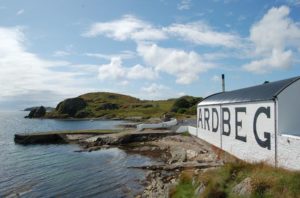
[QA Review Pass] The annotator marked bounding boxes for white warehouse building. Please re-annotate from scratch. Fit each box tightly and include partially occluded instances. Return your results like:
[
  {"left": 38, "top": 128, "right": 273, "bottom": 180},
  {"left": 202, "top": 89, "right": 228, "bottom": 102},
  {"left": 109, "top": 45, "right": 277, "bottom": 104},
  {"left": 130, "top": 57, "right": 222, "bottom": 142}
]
[{"left": 196, "top": 76, "right": 300, "bottom": 170}]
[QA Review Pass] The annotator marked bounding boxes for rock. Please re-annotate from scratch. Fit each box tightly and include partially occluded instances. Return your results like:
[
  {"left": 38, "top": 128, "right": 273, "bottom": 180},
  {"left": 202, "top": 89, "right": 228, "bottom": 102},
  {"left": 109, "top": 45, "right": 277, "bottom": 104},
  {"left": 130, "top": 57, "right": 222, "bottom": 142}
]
[
  {"left": 195, "top": 183, "right": 206, "bottom": 197},
  {"left": 56, "top": 97, "right": 87, "bottom": 117},
  {"left": 186, "top": 149, "right": 198, "bottom": 160},
  {"left": 25, "top": 106, "right": 46, "bottom": 118},
  {"left": 194, "top": 169, "right": 201, "bottom": 175},
  {"left": 232, "top": 177, "right": 253, "bottom": 197},
  {"left": 168, "top": 146, "right": 186, "bottom": 164}
]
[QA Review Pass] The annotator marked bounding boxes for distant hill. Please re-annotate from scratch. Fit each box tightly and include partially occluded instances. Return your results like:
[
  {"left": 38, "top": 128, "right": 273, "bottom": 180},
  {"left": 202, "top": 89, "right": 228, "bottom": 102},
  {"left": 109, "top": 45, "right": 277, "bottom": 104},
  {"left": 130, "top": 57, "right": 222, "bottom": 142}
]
[{"left": 45, "top": 92, "right": 202, "bottom": 120}]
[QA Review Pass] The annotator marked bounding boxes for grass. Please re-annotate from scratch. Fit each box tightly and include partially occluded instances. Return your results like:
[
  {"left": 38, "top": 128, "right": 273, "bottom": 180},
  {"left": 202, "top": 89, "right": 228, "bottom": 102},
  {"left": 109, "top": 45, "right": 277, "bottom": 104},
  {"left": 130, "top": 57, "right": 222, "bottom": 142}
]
[
  {"left": 47, "top": 92, "right": 200, "bottom": 119},
  {"left": 180, "top": 131, "right": 191, "bottom": 136},
  {"left": 170, "top": 170, "right": 198, "bottom": 198},
  {"left": 171, "top": 161, "right": 300, "bottom": 198}
]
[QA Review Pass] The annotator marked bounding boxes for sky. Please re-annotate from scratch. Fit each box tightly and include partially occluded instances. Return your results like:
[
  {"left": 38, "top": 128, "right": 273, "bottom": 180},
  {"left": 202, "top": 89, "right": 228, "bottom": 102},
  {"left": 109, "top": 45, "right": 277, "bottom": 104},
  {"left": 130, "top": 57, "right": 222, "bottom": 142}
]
[{"left": 0, "top": 0, "right": 300, "bottom": 110}]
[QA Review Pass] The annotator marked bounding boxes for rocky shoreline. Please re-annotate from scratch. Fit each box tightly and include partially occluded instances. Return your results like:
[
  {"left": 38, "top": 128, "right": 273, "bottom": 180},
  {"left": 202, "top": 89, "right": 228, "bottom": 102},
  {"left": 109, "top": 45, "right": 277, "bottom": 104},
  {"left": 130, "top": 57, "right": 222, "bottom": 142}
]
[
  {"left": 121, "top": 134, "right": 222, "bottom": 197},
  {"left": 14, "top": 128, "right": 224, "bottom": 197}
]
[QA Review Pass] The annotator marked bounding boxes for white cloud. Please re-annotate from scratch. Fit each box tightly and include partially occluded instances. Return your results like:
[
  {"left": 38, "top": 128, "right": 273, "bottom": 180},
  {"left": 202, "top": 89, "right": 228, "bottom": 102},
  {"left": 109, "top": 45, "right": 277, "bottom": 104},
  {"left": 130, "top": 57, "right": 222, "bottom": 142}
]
[
  {"left": 139, "top": 83, "right": 185, "bottom": 100},
  {"left": 98, "top": 57, "right": 157, "bottom": 81},
  {"left": 243, "top": 49, "right": 292, "bottom": 73},
  {"left": 83, "top": 15, "right": 167, "bottom": 41},
  {"left": 53, "top": 50, "right": 71, "bottom": 57},
  {"left": 140, "top": 83, "right": 171, "bottom": 99},
  {"left": 127, "top": 64, "right": 157, "bottom": 80},
  {"left": 211, "top": 75, "right": 221, "bottom": 82},
  {"left": 178, "top": 92, "right": 186, "bottom": 97},
  {"left": 243, "top": 6, "right": 300, "bottom": 73},
  {"left": 0, "top": 26, "right": 93, "bottom": 104},
  {"left": 83, "top": 15, "right": 242, "bottom": 48},
  {"left": 86, "top": 50, "right": 135, "bottom": 60},
  {"left": 141, "top": 83, "right": 169, "bottom": 94},
  {"left": 137, "top": 43, "right": 214, "bottom": 84},
  {"left": 165, "top": 22, "right": 241, "bottom": 48},
  {"left": 285, "top": 0, "right": 300, "bottom": 6},
  {"left": 16, "top": 9, "right": 24, "bottom": 15},
  {"left": 177, "top": 0, "right": 191, "bottom": 10}
]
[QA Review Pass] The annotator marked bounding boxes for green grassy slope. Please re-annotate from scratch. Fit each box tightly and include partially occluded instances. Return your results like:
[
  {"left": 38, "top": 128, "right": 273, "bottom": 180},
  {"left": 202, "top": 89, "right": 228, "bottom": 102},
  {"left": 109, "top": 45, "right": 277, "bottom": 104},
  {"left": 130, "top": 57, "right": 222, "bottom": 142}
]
[{"left": 46, "top": 92, "right": 202, "bottom": 119}]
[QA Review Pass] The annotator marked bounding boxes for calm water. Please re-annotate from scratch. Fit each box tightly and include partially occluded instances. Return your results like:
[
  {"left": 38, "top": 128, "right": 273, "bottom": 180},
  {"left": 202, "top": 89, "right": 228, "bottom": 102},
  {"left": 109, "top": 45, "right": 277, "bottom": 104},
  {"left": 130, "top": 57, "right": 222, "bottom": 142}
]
[{"left": 0, "top": 111, "right": 153, "bottom": 198}]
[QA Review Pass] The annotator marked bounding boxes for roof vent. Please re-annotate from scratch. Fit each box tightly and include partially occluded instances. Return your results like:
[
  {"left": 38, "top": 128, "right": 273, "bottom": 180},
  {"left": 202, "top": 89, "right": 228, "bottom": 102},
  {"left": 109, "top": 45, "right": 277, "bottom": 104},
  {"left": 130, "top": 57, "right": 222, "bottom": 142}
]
[{"left": 222, "top": 74, "right": 225, "bottom": 92}]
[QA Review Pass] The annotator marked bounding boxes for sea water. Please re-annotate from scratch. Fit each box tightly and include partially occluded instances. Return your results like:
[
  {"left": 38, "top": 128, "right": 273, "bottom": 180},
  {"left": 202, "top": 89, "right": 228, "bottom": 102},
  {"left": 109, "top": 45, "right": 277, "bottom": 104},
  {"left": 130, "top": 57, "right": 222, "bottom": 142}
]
[{"left": 0, "top": 111, "right": 152, "bottom": 198}]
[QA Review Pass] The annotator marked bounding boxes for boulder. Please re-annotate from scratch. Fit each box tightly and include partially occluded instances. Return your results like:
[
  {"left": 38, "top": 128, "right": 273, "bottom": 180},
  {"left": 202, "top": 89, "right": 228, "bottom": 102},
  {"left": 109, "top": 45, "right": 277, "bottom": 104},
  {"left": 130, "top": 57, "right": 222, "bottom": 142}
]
[
  {"left": 25, "top": 106, "right": 46, "bottom": 118},
  {"left": 56, "top": 97, "right": 87, "bottom": 117},
  {"left": 232, "top": 177, "right": 253, "bottom": 197},
  {"left": 186, "top": 149, "right": 198, "bottom": 160},
  {"left": 168, "top": 146, "right": 187, "bottom": 164}
]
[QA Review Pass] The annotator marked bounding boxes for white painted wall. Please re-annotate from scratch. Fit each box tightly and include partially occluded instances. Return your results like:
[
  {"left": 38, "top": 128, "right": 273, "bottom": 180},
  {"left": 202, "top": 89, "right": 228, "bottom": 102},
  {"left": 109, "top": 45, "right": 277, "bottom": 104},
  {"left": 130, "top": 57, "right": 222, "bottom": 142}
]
[
  {"left": 277, "top": 79, "right": 300, "bottom": 136},
  {"left": 197, "top": 101, "right": 276, "bottom": 165},
  {"left": 221, "top": 102, "right": 275, "bottom": 164},
  {"left": 197, "top": 105, "right": 221, "bottom": 147},
  {"left": 277, "top": 135, "right": 300, "bottom": 170}
]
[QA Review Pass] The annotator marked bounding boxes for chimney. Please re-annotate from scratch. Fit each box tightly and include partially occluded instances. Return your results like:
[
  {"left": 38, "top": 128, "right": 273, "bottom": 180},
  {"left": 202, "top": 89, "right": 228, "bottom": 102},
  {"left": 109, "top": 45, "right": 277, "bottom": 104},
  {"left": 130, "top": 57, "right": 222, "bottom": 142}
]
[{"left": 222, "top": 74, "right": 225, "bottom": 92}]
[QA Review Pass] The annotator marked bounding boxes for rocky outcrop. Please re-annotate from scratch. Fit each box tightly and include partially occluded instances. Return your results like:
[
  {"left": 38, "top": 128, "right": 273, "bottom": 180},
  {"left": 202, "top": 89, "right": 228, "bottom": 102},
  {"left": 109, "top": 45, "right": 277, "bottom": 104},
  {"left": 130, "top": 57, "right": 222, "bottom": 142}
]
[
  {"left": 25, "top": 106, "right": 46, "bottom": 118},
  {"left": 56, "top": 97, "right": 87, "bottom": 117},
  {"left": 14, "top": 133, "right": 67, "bottom": 144},
  {"left": 82, "top": 131, "right": 178, "bottom": 149},
  {"left": 232, "top": 177, "right": 253, "bottom": 197}
]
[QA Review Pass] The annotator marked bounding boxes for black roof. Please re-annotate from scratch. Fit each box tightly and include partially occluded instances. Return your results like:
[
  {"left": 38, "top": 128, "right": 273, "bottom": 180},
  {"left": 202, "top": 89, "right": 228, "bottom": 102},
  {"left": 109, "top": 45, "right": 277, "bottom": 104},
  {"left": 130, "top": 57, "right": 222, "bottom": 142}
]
[{"left": 199, "top": 76, "right": 300, "bottom": 106}]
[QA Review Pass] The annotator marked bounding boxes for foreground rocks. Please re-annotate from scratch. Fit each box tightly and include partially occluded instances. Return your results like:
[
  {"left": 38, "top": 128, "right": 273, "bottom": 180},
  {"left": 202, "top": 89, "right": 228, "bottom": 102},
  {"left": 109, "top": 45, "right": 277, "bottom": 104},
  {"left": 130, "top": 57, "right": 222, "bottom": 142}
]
[
  {"left": 74, "top": 131, "right": 221, "bottom": 197},
  {"left": 123, "top": 134, "right": 221, "bottom": 197}
]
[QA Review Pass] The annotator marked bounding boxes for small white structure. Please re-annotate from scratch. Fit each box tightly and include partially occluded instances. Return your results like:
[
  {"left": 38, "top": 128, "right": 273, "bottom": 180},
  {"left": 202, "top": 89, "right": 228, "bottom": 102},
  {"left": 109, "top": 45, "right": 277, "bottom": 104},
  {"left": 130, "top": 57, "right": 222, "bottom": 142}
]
[
  {"left": 137, "top": 119, "right": 177, "bottom": 131},
  {"left": 196, "top": 76, "right": 300, "bottom": 170}
]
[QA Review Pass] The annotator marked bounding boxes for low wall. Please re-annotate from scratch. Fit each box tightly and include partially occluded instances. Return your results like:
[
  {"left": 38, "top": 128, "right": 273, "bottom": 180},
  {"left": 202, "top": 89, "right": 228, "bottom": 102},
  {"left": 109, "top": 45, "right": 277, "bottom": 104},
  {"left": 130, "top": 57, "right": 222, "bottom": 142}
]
[
  {"left": 137, "top": 119, "right": 178, "bottom": 131},
  {"left": 188, "top": 126, "right": 197, "bottom": 136}
]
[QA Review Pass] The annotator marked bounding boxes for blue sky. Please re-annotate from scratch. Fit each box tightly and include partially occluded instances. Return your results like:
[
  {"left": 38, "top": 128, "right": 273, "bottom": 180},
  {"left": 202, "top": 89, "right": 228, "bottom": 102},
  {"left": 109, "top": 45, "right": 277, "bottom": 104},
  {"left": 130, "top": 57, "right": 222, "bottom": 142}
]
[{"left": 0, "top": 0, "right": 300, "bottom": 109}]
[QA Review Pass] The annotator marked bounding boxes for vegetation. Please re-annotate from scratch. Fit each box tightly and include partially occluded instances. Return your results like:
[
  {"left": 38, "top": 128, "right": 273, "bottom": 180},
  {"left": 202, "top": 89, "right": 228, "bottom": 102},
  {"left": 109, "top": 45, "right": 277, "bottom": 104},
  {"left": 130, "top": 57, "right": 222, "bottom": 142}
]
[
  {"left": 171, "top": 161, "right": 300, "bottom": 198},
  {"left": 46, "top": 92, "right": 202, "bottom": 119},
  {"left": 170, "top": 170, "right": 197, "bottom": 198},
  {"left": 180, "top": 131, "right": 191, "bottom": 137},
  {"left": 171, "top": 96, "right": 202, "bottom": 115}
]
